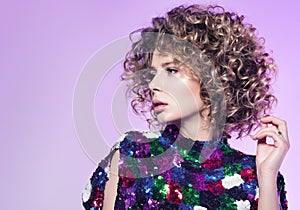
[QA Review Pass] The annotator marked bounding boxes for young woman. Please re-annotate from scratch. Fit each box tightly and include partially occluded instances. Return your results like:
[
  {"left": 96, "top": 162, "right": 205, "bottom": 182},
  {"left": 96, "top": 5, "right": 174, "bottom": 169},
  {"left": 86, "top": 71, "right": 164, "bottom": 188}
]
[{"left": 82, "top": 4, "right": 289, "bottom": 209}]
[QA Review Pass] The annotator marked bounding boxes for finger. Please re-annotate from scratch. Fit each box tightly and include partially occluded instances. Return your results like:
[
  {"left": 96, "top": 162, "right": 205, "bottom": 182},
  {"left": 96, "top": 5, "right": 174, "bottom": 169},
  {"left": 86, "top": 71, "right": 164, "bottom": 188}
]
[
  {"left": 276, "top": 131, "right": 288, "bottom": 143},
  {"left": 261, "top": 121, "right": 268, "bottom": 128},
  {"left": 251, "top": 120, "right": 267, "bottom": 140},
  {"left": 260, "top": 115, "right": 283, "bottom": 126},
  {"left": 261, "top": 116, "right": 289, "bottom": 142},
  {"left": 256, "top": 137, "right": 267, "bottom": 144},
  {"left": 252, "top": 129, "right": 290, "bottom": 151},
  {"left": 258, "top": 122, "right": 268, "bottom": 143},
  {"left": 252, "top": 126, "right": 279, "bottom": 140},
  {"left": 260, "top": 116, "right": 289, "bottom": 141}
]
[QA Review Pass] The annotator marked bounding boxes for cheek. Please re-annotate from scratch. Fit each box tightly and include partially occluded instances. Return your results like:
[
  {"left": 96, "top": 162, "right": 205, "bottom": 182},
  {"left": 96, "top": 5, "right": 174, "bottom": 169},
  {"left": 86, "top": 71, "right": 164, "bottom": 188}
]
[
  {"left": 172, "top": 81, "right": 201, "bottom": 108},
  {"left": 165, "top": 79, "right": 195, "bottom": 99},
  {"left": 162, "top": 76, "right": 202, "bottom": 111},
  {"left": 165, "top": 91, "right": 200, "bottom": 117},
  {"left": 188, "top": 80, "right": 203, "bottom": 105}
]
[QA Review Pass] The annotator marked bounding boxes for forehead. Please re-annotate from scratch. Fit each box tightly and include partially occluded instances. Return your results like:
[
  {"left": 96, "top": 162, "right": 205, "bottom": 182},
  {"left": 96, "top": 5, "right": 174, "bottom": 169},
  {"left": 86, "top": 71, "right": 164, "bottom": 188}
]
[{"left": 151, "top": 51, "right": 175, "bottom": 67}]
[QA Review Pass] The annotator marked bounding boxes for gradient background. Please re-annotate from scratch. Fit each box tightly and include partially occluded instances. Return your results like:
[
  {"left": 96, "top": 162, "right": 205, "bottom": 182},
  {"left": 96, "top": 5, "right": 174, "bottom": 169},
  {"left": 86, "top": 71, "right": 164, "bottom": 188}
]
[{"left": 1, "top": 0, "right": 299, "bottom": 209}]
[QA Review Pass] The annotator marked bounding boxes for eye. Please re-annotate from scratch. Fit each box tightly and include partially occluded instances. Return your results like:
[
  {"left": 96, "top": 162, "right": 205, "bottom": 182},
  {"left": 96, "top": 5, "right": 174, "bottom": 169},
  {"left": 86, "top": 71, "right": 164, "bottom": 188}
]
[{"left": 166, "top": 67, "right": 178, "bottom": 74}]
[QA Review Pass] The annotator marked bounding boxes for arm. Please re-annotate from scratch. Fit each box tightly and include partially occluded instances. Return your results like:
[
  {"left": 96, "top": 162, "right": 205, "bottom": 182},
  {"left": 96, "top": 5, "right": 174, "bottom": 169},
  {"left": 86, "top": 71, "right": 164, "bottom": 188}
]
[
  {"left": 82, "top": 133, "right": 127, "bottom": 209},
  {"left": 103, "top": 150, "right": 120, "bottom": 210},
  {"left": 256, "top": 172, "right": 288, "bottom": 210},
  {"left": 82, "top": 149, "right": 121, "bottom": 210},
  {"left": 252, "top": 116, "right": 289, "bottom": 209}
]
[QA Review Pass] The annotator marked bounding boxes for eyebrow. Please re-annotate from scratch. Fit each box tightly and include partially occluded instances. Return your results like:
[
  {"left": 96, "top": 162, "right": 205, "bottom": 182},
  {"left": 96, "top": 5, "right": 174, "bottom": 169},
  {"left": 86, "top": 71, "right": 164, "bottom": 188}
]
[
  {"left": 150, "top": 61, "right": 176, "bottom": 69},
  {"left": 162, "top": 62, "right": 175, "bottom": 67}
]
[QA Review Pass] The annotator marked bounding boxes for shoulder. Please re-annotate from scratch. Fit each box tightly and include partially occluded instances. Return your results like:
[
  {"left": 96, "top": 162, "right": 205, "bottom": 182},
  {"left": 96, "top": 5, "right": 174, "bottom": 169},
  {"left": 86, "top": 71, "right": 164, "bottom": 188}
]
[
  {"left": 114, "top": 129, "right": 162, "bottom": 158},
  {"left": 91, "top": 129, "right": 162, "bottom": 173},
  {"left": 220, "top": 141, "right": 256, "bottom": 169}
]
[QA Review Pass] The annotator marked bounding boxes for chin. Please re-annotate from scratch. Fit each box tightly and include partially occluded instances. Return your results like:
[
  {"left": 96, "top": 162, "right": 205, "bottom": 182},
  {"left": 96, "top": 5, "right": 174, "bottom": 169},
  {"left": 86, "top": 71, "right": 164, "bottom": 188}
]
[{"left": 156, "top": 113, "right": 181, "bottom": 124}]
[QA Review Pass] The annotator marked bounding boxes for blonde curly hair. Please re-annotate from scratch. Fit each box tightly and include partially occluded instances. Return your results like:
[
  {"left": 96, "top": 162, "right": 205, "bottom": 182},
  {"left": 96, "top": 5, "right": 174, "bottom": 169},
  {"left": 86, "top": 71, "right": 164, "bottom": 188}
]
[{"left": 121, "top": 4, "right": 277, "bottom": 139}]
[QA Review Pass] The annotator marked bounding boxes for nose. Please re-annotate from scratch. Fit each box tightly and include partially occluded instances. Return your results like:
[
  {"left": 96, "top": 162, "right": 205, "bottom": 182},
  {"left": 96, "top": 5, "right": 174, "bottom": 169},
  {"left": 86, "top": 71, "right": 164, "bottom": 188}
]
[{"left": 148, "top": 69, "right": 162, "bottom": 93}]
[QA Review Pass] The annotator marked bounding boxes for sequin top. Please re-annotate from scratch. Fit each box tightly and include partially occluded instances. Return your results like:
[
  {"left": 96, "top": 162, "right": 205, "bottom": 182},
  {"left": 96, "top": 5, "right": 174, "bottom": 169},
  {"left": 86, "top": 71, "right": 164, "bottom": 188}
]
[{"left": 82, "top": 124, "right": 288, "bottom": 210}]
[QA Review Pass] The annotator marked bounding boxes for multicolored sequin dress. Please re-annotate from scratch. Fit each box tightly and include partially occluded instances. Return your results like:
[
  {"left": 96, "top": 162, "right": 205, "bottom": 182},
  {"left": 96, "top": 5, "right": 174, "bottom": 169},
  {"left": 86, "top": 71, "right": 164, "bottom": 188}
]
[{"left": 82, "top": 124, "right": 288, "bottom": 210}]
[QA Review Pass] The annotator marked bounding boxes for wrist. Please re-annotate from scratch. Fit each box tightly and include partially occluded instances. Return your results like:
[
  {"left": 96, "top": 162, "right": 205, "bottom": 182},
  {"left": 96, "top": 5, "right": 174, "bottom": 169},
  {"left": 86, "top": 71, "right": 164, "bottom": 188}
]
[
  {"left": 257, "top": 172, "right": 277, "bottom": 186},
  {"left": 257, "top": 168, "right": 278, "bottom": 179}
]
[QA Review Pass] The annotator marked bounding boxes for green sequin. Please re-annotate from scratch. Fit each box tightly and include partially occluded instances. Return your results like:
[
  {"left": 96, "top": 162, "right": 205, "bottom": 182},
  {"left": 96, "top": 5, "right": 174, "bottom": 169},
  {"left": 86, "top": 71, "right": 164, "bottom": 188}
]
[
  {"left": 182, "top": 184, "right": 200, "bottom": 206},
  {"left": 150, "top": 139, "right": 166, "bottom": 156},
  {"left": 220, "top": 142, "right": 235, "bottom": 154},
  {"left": 178, "top": 148, "right": 189, "bottom": 158},
  {"left": 185, "top": 149, "right": 200, "bottom": 162},
  {"left": 178, "top": 147, "right": 205, "bottom": 165},
  {"left": 153, "top": 175, "right": 167, "bottom": 200},
  {"left": 224, "top": 163, "right": 242, "bottom": 176},
  {"left": 219, "top": 194, "right": 237, "bottom": 210}
]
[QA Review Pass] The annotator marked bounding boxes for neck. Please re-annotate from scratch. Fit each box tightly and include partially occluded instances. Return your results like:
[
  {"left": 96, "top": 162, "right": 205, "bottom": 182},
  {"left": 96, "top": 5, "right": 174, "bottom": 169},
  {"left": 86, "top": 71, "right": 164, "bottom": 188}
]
[{"left": 171, "top": 114, "right": 214, "bottom": 141}]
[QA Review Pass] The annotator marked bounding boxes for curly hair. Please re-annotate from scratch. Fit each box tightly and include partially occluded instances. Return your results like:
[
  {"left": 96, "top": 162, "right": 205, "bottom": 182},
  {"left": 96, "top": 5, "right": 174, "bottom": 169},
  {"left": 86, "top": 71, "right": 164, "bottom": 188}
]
[{"left": 121, "top": 4, "right": 277, "bottom": 139}]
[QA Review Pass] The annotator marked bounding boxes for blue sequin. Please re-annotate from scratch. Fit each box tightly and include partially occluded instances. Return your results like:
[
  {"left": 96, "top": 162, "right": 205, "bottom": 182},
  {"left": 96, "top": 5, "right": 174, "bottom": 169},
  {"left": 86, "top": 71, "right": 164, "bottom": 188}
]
[
  {"left": 241, "top": 156, "right": 256, "bottom": 169},
  {"left": 120, "top": 137, "right": 139, "bottom": 157},
  {"left": 203, "top": 168, "right": 224, "bottom": 182},
  {"left": 158, "top": 136, "right": 171, "bottom": 149},
  {"left": 242, "top": 180, "right": 257, "bottom": 195},
  {"left": 90, "top": 168, "right": 108, "bottom": 191}
]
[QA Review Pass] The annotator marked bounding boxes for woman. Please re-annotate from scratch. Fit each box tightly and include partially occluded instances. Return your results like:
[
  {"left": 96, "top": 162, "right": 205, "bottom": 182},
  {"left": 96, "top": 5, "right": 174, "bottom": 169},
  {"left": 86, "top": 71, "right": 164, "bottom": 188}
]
[{"left": 82, "top": 4, "right": 289, "bottom": 209}]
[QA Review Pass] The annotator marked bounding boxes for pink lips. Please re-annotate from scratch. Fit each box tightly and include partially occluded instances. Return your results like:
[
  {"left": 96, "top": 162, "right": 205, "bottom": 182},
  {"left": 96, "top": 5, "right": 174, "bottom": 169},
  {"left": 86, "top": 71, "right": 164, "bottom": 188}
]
[{"left": 152, "top": 100, "right": 168, "bottom": 111}]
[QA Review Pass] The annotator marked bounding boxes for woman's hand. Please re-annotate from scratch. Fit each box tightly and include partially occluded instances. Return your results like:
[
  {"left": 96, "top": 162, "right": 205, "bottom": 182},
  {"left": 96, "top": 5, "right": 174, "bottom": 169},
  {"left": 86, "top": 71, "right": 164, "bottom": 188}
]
[
  {"left": 252, "top": 115, "right": 289, "bottom": 209},
  {"left": 252, "top": 115, "right": 290, "bottom": 177}
]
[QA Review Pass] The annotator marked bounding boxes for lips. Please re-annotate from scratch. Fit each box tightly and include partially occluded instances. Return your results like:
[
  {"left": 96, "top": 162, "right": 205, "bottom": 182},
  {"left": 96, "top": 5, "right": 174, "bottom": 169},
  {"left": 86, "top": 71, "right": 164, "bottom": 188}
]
[
  {"left": 152, "top": 100, "right": 168, "bottom": 111},
  {"left": 152, "top": 100, "right": 168, "bottom": 107}
]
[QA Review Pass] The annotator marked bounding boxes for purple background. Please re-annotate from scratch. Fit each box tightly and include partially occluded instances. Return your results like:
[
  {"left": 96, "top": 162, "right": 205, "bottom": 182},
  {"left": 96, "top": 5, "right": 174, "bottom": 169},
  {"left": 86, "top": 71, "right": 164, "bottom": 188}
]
[{"left": 1, "top": 0, "right": 299, "bottom": 209}]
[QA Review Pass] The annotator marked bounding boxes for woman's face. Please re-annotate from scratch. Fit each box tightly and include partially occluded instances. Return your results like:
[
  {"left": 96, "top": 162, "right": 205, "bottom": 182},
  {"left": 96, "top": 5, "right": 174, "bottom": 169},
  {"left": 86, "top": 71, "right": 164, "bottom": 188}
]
[{"left": 149, "top": 51, "right": 206, "bottom": 125}]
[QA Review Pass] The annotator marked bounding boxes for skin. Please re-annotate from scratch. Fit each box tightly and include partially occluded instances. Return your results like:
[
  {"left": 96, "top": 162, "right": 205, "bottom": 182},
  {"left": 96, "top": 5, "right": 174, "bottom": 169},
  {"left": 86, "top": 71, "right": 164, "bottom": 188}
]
[
  {"left": 102, "top": 150, "right": 119, "bottom": 210},
  {"left": 252, "top": 116, "right": 290, "bottom": 209},
  {"left": 149, "top": 51, "right": 213, "bottom": 141},
  {"left": 102, "top": 52, "right": 290, "bottom": 209}
]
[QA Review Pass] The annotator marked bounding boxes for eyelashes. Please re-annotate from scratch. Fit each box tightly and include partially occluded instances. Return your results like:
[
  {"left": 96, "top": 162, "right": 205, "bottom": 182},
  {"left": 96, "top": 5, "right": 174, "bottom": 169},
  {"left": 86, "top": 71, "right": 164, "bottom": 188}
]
[
  {"left": 166, "top": 67, "right": 178, "bottom": 74},
  {"left": 146, "top": 66, "right": 179, "bottom": 82}
]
